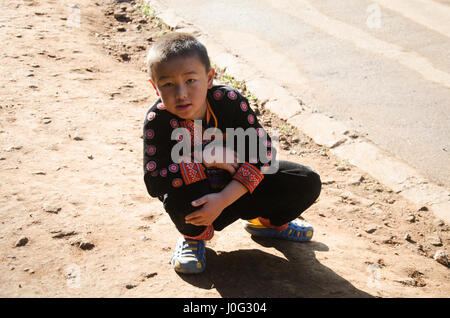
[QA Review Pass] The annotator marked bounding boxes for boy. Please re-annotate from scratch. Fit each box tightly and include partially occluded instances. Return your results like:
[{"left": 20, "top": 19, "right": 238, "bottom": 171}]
[{"left": 143, "top": 33, "right": 321, "bottom": 274}]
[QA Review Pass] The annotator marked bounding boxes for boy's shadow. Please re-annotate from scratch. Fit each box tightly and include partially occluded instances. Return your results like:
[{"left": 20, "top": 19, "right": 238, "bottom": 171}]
[{"left": 178, "top": 238, "right": 373, "bottom": 298}]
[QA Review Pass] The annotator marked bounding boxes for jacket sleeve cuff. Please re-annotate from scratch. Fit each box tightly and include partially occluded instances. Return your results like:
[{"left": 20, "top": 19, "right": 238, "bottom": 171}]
[
  {"left": 179, "top": 162, "right": 207, "bottom": 185},
  {"left": 232, "top": 162, "right": 264, "bottom": 194}
]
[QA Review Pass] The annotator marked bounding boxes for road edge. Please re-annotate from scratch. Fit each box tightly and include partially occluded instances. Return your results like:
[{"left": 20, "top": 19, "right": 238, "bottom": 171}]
[{"left": 145, "top": 1, "right": 449, "bottom": 224}]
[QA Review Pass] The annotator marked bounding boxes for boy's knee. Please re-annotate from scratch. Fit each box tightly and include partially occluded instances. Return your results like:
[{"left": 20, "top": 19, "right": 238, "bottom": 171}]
[
  {"left": 296, "top": 168, "right": 321, "bottom": 204},
  {"left": 307, "top": 169, "right": 322, "bottom": 202},
  {"left": 165, "top": 204, "right": 207, "bottom": 237},
  {"left": 163, "top": 195, "right": 207, "bottom": 237},
  {"left": 177, "top": 222, "right": 207, "bottom": 238}
]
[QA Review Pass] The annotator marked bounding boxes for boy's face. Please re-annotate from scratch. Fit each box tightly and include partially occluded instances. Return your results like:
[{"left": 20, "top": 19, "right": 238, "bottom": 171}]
[{"left": 150, "top": 55, "right": 215, "bottom": 120}]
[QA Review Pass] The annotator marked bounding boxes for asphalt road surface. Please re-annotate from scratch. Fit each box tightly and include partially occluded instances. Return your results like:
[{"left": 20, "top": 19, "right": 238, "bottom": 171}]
[{"left": 150, "top": 0, "right": 450, "bottom": 188}]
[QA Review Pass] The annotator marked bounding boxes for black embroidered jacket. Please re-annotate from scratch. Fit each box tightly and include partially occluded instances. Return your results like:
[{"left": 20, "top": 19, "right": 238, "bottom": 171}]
[{"left": 143, "top": 84, "right": 275, "bottom": 201}]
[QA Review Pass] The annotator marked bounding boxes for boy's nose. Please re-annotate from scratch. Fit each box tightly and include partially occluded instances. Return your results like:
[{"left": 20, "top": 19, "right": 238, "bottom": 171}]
[{"left": 176, "top": 85, "right": 188, "bottom": 99}]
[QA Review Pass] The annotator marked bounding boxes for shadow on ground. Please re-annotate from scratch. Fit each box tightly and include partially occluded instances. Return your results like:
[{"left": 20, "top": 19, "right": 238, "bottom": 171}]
[{"left": 178, "top": 238, "right": 373, "bottom": 298}]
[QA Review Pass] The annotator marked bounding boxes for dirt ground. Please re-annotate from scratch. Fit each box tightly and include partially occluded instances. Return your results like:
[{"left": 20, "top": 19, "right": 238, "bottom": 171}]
[{"left": 0, "top": 0, "right": 449, "bottom": 298}]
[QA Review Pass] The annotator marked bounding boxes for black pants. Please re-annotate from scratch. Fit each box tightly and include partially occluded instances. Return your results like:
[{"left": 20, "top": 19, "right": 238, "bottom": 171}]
[{"left": 163, "top": 160, "right": 321, "bottom": 237}]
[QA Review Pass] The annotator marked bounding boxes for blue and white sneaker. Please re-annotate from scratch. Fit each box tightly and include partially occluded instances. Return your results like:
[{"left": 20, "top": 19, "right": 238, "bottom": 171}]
[
  {"left": 171, "top": 237, "right": 206, "bottom": 274},
  {"left": 243, "top": 218, "right": 314, "bottom": 242}
]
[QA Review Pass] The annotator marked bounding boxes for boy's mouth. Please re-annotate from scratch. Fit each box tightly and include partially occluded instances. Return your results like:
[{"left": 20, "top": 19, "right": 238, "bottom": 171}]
[{"left": 176, "top": 103, "right": 192, "bottom": 110}]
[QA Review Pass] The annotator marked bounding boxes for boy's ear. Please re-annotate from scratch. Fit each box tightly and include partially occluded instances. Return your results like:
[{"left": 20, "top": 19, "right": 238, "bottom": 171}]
[
  {"left": 149, "top": 79, "right": 160, "bottom": 96},
  {"left": 207, "top": 68, "right": 215, "bottom": 89}
]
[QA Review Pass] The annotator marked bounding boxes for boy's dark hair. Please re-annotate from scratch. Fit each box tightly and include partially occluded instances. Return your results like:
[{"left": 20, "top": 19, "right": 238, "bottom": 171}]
[{"left": 146, "top": 32, "right": 211, "bottom": 80}]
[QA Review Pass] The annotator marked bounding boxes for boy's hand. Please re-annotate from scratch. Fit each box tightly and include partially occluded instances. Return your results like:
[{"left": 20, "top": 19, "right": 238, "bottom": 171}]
[
  {"left": 185, "top": 193, "right": 226, "bottom": 226},
  {"left": 203, "top": 144, "right": 240, "bottom": 174},
  {"left": 205, "top": 162, "right": 239, "bottom": 175}
]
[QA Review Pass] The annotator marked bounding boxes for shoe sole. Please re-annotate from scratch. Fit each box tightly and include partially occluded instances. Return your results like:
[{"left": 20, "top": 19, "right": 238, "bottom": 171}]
[
  {"left": 243, "top": 220, "right": 313, "bottom": 242},
  {"left": 171, "top": 258, "right": 206, "bottom": 274},
  {"left": 171, "top": 238, "right": 206, "bottom": 274}
]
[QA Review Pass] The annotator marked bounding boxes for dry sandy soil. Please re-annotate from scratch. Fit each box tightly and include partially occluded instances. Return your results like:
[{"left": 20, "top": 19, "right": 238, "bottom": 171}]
[{"left": 0, "top": 0, "right": 449, "bottom": 298}]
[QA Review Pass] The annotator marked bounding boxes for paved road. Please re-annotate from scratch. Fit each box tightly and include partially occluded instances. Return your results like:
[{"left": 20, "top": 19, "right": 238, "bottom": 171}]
[{"left": 150, "top": 0, "right": 450, "bottom": 187}]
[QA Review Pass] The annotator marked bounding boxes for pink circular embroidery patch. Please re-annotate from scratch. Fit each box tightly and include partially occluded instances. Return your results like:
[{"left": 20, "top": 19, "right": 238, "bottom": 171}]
[
  {"left": 213, "top": 90, "right": 224, "bottom": 100},
  {"left": 146, "top": 145, "right": 156, "bottom": 156},
  {"left": 145, "top": 129, "right": 155, "bottom": 139},
  {"left": 261, "top": 164, "right": 270, "bottom": 173},
  {"left": 151, "top": 170, "right": 159, "bottom": 177},
  {"left": 169, "top": 164, "right": 179, "bottom": 173},
  {"left": 172, "top": 178, "right": 183, "bottom": 188},
  {"left": 170, "top": 119, "right": 179, "bottom": 128},
  {"left": 247, "top": 114, "right": 255, "bottom": 124},
  {"left": 240, "top": 101, "right": 248, "bottom": 112},
  {"left": 157, "top": 103, "right": 166, "bottom": 110},
  {"left": 147, "top": 112, "right": 156, "bottom": 121},
  {"left": 160, "top": 168, "right": 168, "bottom": 177},
  {"left": 227, "top": 91, "right": 237, "bottom": 100},
  {"left": 146, "top": 161, "right": 157, "bottom": 171}
]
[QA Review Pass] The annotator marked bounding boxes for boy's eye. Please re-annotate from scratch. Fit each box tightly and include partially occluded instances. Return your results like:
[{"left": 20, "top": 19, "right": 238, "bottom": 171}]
[
  {"left": 186, "top": 79, "right": 196, "bottom": 84},
  {"left": 162, "top": 82, "right": 173, "bottom": 88}
]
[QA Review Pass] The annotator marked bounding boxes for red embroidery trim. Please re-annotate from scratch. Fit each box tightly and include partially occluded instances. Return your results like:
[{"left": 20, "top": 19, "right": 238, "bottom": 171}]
[
  {"left": 179, "top": 162, "right": 207, "bottom": 185},
  {"left": 258, "top": 217, "right": 289, "bottom": 231},
  {"left": 233, "top": 162, "right": 264, "bottom": 194},
  {"left": 180, "top": 120, "right": 202, "bottom": 146},
  {"left": 183, "top": 225, "right": 214, "bottom": 241}
]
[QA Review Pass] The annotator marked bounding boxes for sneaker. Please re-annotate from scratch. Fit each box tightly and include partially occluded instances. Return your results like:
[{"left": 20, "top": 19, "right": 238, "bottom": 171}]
[
  {"left": 243, "top": 218, "right": 314, "bottom": 242},
  {"left": 171, "top": 237, "right": 206, "bottom": 274}
]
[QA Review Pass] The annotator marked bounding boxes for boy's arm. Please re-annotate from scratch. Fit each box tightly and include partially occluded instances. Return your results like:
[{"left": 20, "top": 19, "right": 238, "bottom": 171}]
[
  {"left": 184, "top": 86, "right": 276, "bottom": 226},
  {"left": 227, "top": 87, "right": 276, "bottom": 194},
  {"left": 219, "top": 179, "right": 249, "bottom": 207},
  {"left": 143, "top": 105, "right": 211, "bottom": 200},
  {"left": 185, "top": 179, "right": 248, "bottom": 226}
]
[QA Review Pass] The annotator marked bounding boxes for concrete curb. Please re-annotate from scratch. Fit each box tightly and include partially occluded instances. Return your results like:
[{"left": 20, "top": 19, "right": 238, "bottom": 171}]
[{"left": 146, "top": 1, "right": 449, "bottom": 223}]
